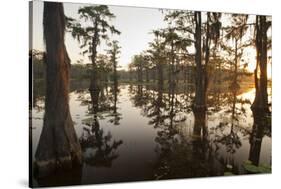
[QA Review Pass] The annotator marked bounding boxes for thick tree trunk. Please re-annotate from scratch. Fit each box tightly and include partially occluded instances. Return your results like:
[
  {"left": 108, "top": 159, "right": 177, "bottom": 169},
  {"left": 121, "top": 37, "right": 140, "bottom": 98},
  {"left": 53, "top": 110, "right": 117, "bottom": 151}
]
[
  {"left": 193, "top": 109, "right": 207, "bottom": 140},
  {"left": 250, "top": 16, "right": 270, "bottom": 163},
  {"left": 248, "top": 110, "right": 267, "bottom": 166},
  {"left": 193, "top": 11, "right": 206, "bottom": 112},
  {"left": 35, "top": 2, "right": 82, "bottom": 178},
  {"left": 204, "top": 13, "right": 210, "bottom": 94},
  {"left": 252, "top": 15, "right": 269, "bottom": 112}
]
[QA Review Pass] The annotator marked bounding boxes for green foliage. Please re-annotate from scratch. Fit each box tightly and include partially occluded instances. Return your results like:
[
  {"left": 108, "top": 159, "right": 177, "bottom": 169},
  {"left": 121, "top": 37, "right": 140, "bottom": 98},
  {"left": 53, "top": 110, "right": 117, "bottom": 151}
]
[
  {"left": 223, "top": 161, "right": 271, "bottom": 176},
  {"left": 243, "top": 160, "right": 271, "bottom": 173},
  {"left": 66, "top": 5, "right": 120, "bottom": 61}
]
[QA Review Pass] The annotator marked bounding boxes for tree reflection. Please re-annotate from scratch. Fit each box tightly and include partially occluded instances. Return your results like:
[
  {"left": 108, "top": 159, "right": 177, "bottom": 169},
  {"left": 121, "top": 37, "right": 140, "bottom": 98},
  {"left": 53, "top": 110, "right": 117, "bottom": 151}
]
[
  {"left": 152, "top": 105, "right": 223, "bottom": 179},
  {"left": 191, "top": 110, "right": 223, "bottom": 177},
  {"left": 130, "top": 84, "right": 150, "bottom": 109},
  {"left": 35, "top": 166, "right": 82, "bottom": 187},
  {"left": 213, "top": 89, "right": 242, "bottom": 154},
  {"left": 146, "top": 83, "right": 166, "bottom": 127},
  {"left": 108, "top": 83, "right": 122, "bottom": 125},
  {"left": 248, "top": 110, "right": 271, "bottom": 166},
  {"left": 79, "top": 86, "right": 123, "bottom": 167},
  {"left": 209, "top": 87, "right": 252, "bottom": 171},
  {"left": 127, "top": 83, "right": 224, "bottom": 179}
]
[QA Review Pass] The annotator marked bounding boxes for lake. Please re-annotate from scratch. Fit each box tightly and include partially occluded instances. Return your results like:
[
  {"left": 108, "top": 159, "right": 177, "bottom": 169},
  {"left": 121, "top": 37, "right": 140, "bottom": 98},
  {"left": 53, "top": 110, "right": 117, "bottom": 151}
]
[{"left": 30, "top": 81, "right": 272, "bottom": 187}]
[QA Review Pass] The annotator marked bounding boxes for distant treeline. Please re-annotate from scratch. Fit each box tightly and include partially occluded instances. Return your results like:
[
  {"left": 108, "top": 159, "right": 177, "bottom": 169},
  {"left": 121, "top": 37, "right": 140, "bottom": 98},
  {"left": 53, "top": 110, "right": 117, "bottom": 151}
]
[
  {"left": 32, "top": 51, "right": 89, "bottom": 80},
  {"left": 31, "top": 49, "right": 253, "bottom": 87}
]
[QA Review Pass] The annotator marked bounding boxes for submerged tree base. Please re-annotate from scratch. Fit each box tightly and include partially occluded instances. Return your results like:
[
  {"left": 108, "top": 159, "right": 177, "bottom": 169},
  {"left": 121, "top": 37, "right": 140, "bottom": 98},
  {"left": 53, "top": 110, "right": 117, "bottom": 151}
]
[
  {"left": 34, "top": 155, "right": 82, "bottom": 178},
  {"left": 33, "top": 160, "right": 82, "bottom": 187},
  {"left": 192, "top": 106, "right": 207, "bottom": 139},
  {"left": 251, "top": 104, "right": 270, "bottom": 115},
  {"left": 192, "top": 104, "right": 207, "bottom": 113},
  {"left": 34, "top": 1, "right": 83, "bottom": 179},
  {"left": 248, "top": 108, "right": 271, "bottom": 166}
]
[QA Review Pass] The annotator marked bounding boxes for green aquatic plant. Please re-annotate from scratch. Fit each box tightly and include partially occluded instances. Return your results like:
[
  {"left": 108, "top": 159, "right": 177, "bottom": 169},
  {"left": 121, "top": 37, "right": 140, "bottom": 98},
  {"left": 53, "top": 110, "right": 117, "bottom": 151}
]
[{"left": 243, "top": 160, "right": 271, "bottom": 173}]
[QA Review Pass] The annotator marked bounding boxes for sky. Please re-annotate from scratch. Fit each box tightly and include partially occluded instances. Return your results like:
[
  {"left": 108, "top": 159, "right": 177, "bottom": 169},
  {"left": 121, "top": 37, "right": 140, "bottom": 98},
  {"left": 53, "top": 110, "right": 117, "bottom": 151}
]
[
  {"left": 31, "top": 1, "right": 271, "bottom": 75},
  {"left": 32, "top": 1, "right": 168, "bottom": 70}
]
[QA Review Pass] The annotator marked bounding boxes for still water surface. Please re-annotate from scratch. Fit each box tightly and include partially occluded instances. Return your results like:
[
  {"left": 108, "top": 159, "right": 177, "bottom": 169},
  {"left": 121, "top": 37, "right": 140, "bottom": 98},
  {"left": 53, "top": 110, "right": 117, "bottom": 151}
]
[{"left": 31, "top": 82, "right": 271, "bottom": 186}]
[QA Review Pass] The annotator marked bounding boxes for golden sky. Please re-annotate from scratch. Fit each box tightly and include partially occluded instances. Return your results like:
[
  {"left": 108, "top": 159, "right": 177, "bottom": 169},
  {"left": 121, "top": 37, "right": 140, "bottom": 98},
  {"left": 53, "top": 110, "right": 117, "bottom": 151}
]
[{"left": 31, "top": 1, "right": 272, "bottom": 76}]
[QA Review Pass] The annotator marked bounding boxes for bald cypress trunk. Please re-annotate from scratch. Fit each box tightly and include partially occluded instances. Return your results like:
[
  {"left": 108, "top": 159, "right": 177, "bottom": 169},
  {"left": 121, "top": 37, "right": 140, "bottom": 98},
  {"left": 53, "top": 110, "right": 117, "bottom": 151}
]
[
  {"left": 248, "top": 110, "right": 266, "bottom": 166},
  {"left": 193, "top": 11, "right": 206, "bottom": 112},
  {"left": 35, "top": 2, "right": 82, "bottom": 178},
  {"left": 252, "top": 15, "right": 269, "bottom": 112}
]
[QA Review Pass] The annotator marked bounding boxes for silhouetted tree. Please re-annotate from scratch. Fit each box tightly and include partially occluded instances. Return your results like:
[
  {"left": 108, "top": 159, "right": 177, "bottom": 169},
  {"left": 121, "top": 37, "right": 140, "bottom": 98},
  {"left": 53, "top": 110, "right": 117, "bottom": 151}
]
[
  {"left": 248, "top": 111, "right": 267, "bottom": 166},
  {"left": 223, "top": 15, "right": 249, "bottom": 90},
  {"left": 147, "top": 30, "right": 167, "bottom": 86},
  {"left": 80, "top": 86, "right": 123, "bottom": 167},
  {"left": 252, "top": 16, "right": 271, "bottom": 112},
  {"left": 35, "top": 2, "right": 82, "bottom": 178},
  {"left": 95, "top": 54, "right": 111, "bottom": 83},
  {"left": 129, "top": 54, "right": 146, "bottom": 83},
  {"left": 106, "top": 40, "right": 121, "bottom": 86},
  {"left": 67, "top": 5, "right": 120, "bottom": 93}
]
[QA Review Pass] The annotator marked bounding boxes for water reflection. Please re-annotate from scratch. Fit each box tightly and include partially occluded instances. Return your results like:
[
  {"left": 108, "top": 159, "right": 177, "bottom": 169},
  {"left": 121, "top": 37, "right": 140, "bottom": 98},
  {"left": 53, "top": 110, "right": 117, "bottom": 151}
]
[
  {"left": 108, "top": 84, "right": 122, "bottom": 125},
  {"left": 212, "top": 88, "right": 249, "bottom": 154},
  {"left": 80, "top": 84, "right": 123, "bottom": 167},
  {"left": 127, "top": 83, "right": 271, "bottom": 177},
  {"left": 249, "top": 110, "right": 271, "bottom": 166},
  {"left": 31, "top": 82, "right": 271, "bottom": 186},
  {"left": 35, "top": 166, "right": 82, "bottom": 187}
]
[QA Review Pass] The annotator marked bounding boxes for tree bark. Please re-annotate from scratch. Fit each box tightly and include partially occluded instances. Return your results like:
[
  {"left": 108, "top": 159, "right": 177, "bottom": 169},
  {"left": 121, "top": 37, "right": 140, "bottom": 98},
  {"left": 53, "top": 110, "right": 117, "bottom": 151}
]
[
  {"left": 35, "top": 2, "right": 82, "bottom": 178},
  {"left": 193, "top": 109, "right": 207, "bottom": 140},
  {"left": 204, "top": 13, "right": 210, "bottom": 94},
  {"left": 193, "top": 11, "right": 206, "bottom": 111},
  {"left": 252, "top": 16, "right": 269, "bottom": 112},
  {"left": 248, "top": 110, "right": 267, "bottom": 166}
]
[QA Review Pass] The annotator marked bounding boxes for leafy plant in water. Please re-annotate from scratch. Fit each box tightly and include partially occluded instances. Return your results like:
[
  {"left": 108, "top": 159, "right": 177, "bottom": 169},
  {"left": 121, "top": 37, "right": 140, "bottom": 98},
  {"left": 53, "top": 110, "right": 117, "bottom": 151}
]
[{"left": 243, "top": 160, "right": 271, "bottom": 173}]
